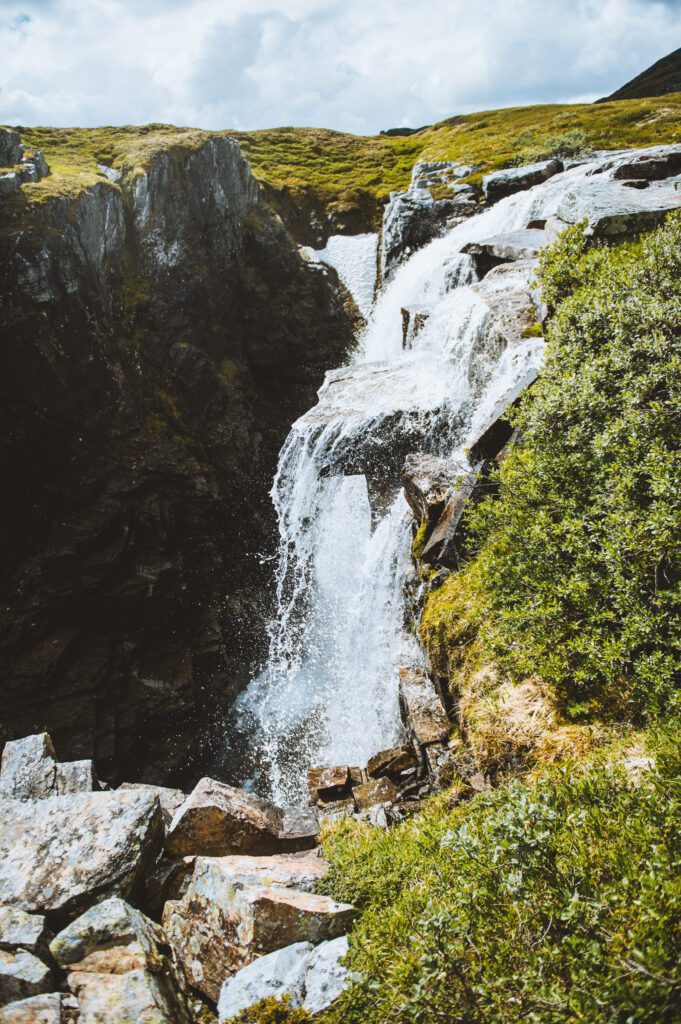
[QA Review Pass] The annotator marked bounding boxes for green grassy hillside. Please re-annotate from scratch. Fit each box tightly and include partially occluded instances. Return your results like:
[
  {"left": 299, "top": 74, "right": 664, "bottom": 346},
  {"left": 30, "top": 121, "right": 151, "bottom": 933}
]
[{"left": 7, "top": 90, "right": 681, "bottom": 234}]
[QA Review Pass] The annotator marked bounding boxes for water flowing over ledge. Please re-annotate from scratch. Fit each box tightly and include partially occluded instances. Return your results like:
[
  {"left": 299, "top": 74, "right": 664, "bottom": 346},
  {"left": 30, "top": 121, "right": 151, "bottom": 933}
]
[{"left": 226, "top": 156, "right": 659, "bottom": 804}]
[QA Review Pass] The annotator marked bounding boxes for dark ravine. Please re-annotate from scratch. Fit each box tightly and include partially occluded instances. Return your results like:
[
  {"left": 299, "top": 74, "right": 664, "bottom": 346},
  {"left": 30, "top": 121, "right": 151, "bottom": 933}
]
[{"left": 0, "top": 135, "right": 358, "bottom": 786}]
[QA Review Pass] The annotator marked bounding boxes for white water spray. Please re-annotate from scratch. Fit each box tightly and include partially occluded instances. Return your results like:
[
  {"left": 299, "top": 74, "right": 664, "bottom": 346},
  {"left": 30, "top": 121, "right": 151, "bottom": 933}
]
[{"left": 232, "top": 159, "right": 606, "bottom": 804}]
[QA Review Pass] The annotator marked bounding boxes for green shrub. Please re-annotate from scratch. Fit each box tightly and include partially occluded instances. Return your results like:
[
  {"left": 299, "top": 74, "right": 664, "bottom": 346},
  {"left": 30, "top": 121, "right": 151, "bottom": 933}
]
[
  {"left": 467, "top": 214, "right": 681, "bottom": 720},
  {"left": 225, "top": 996, "right": 314, "bottom": 1024},
  {"left": 320, "top": 728, "right": 681, "bottom": 1024}
]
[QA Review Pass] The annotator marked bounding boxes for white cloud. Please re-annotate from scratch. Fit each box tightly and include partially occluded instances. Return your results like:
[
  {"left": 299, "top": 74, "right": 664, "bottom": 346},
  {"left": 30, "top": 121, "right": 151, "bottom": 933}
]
[{"left": 0, "top": 0, "right": 679, "bottom": 131}]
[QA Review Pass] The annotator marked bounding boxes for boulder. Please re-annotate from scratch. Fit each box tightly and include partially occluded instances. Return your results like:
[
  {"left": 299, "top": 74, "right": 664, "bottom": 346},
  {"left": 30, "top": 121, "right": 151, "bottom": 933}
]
[
  {"left": 0, "top": 129, "right": 23, "bottom": 167},
  {"left": 0, "top": 735, "right": 97, "bottom": 801},
  {"left": 0, "top": 951, "right": 51, "bottom": 1007},
  {"left": 279, "top": 805, "right": 320, "bottom": 850},
  {"left": 366, "top": 745, "right": 419, "bottom": 779},
  {"left": 401, "top": 453, "right": 469, "bottom": 528},
  {"left": 163, "top": 856, "right": 355, "bottom": 1002},
  {"left": 612, "top": 147, "right": 681, "bottom": 182},
  {"left": 0, "top": 910, "right": 49, "bottom": 956},
  {"left": 67, "top": 969, "right": 192, "bottom": 1024},
  {"left": 0, "top": 736, "right": 57, "bottom": 801},
  {"left": 398, "top": 667, "right": 450, "bottom": 747},
  {"left": 196, "top": 853, "right": 329, "bottom": 893},
  {"left": 49, "top": 898, "right": 163, "bottom": 974},
  {"left": 482, "top": 159, "right": 563, "bottom": 203},
  {"left": 217, "top": 935, "right": 350, "bottom": 1021},
  {"left": 468, "top": 367, "right": 539, "bottom": 464},
  {"left": 32, "top": 152, "right": 49, "bottom": 180},
  {"left": 352, "top": 777, "right": 399, "bottom": 811},
  {"left": 0, "top": 992, "right": 78, "bottom": 1023},
  {"left": 118, "top": 784, "right": 186, "bottom": 829},
  {"left": 0, "top": 791, "right": 163, "bottom": 922},
  {"left": 164, "top": 777, "right": 284, "bottom": 857},
  {"left": 307, "top": 767, "right": 352, "bottom": 805},
  {"left": 0, "top": 173, "right": 19, "bottom": 197},
  {"left": 18, "top": 165, "right": 38, "bottom": 185},
  {"left": 462, "top": 228, "right": 545, "bottom": 276},
  {"left": 556, "top": 179, "right": 681, "bottom": 238}
]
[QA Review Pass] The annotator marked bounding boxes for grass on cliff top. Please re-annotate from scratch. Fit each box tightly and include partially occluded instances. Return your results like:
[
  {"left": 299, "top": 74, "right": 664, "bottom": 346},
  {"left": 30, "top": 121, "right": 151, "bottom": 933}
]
[{"left": 6, "top": 90, "right": 681, "bottom": 213}]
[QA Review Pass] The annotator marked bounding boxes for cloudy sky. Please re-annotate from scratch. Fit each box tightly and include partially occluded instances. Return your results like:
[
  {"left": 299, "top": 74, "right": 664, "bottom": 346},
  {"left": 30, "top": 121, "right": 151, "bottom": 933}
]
[{"left": 0, "top": 0, "right": 679, "bottom": 134}]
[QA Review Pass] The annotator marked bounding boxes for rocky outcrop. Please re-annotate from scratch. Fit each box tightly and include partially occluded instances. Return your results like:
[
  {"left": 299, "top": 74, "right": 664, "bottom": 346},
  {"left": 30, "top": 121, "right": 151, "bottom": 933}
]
[
  {"left": 556, "top": 176, "right": 681, "bottom": 237},
  {"left": 163, "top": 855, "right": 354, "bottom": 1002},
  {"left": 462, "top": 228, "right": 546, "bottom": 277},
  {"left": 217, "top": 936, "right": 350, "bottom": 1021},
  {"left": 0, "top": 951, "right": 52, "bottom": 1008},
  {"left": 0, "top": 133, "right": 356, "bottom": 786},
  {"left": 482, "top": 159, "right": 563, "bottom": 203},
  {"left": 0, "top": 791, "right": 162, "bottom": 923},
  {"left": 0, "top": 128, "right": 50, "bottom": 191}
]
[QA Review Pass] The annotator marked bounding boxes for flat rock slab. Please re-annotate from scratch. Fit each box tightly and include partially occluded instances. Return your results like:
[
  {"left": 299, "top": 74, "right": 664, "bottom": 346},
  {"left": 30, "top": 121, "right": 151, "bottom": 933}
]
[
  {"left": 556, "top": 179, "right": 681, "bottom": 237},
  {"left": 483, "top": 159, "right": 563, "bottom": 202},
  {"left": 0, "top": 792, "right": 163, "bottom": 923},
  {"left": 0, "top": 950, "right": 52, "bottom": 1007},
  {"left": 165, "top": 777, "right": 284, "bottom": 857},
  {"left": 217, "top": 936, "right": 350, "bottom": 1021},
  {"left": 163, "top": 856, "right": 355, "bottom": 1002},
  {"left": 462, "top": 228, "right": 546, "bottom": 262},
  {"left": 200, "top": 854, "right": 329, "bottom": 893},
  {"left": 366, "top": 745, "right": 419, "bottom": 779}
]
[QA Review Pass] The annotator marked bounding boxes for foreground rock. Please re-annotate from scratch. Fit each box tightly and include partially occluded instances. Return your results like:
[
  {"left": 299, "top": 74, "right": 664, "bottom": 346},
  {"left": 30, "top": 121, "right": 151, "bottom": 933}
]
[
  {"left": 0, "top": 992, "right": 79, "bottom": 1022},
  {"left": 482, "top": 159, "right": 562, "bottom": 202},
  {"left": 556, "top": 178, "right": 681, "bottom": 237},
  {"left": 0, "top": 792, "right": 162, "bottom": 922},
  {"left": 462, "top": 228, "right": 545, "bottom": 277},
  {"left": 0, "top": 909, "right": 50, "bottom": 957},
  {"left": 0, "top": 735, "right": 97, "bottom": 802},
  {"left": 48, "top": 897, "right": 194, "bottom": 1023},
  {"left": 217, "top": 936, "right": 350, "bottom": 1021},
  {"left": 163, "top": 856, "right": 355, "bottom": 1002},
  {"left": 0, "top": 950, "right": 52, "bottom": 1008},
  {"left": 165, "top": 777, "right": 287, "bottom": 857}
]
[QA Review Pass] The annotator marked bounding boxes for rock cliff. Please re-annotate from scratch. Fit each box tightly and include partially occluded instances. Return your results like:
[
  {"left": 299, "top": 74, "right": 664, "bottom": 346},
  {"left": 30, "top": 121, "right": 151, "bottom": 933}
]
[{"left": 0, "top": 134, "right": 357, "bottom": 785}]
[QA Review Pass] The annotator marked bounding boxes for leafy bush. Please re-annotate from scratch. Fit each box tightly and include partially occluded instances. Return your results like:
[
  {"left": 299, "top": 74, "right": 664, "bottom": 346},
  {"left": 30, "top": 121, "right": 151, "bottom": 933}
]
[
  {"left": 467, "top": 215, "right": 681, "bottom": 720},
  {"left": 320, "top": 728, "right": 681, "bottom": 1024},
  {"left": 225, "top": 996, "right": 313, "bottom": 1024},
  {"left": 511, "top": 128, "right": 592, "bottom": 164}
]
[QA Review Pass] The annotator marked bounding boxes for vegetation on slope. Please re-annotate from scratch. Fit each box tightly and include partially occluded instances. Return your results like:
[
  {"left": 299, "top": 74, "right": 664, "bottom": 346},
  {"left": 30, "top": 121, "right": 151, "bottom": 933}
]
[{"left": 7, "top": 90, "right": 681, "bottom": 232}]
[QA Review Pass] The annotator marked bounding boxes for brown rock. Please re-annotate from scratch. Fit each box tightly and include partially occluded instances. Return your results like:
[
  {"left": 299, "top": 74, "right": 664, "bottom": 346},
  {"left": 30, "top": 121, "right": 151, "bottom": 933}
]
[
  {"left": 399, "top": 667, "right": 450, "bottom": 746},
  {"left": 164, "top": 777, "right": 284, "bottom": 857},
  {"left": 306, "top": 766, "right": 351, "bottom": 804},
  {"left": 317, "top": 800, "right": 356, "bottom": 825},
  {"left": 202, "top": 853, "right": 329, "bottom": 893},
  {"left": 278, "top": 805, "right": 320, "bottom": 852},
  {"left": 163, "top": 857, "right": 355, "bottom": 1002},
  {"left": 352, "top": 777, "right": 400, "bottom": 811},
  {"left": 366, "top": 745, "right": 418, "bottom": 779}
]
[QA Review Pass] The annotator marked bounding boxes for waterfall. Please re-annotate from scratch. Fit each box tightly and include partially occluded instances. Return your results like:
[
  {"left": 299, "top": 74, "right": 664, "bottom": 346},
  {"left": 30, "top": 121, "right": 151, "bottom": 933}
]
[{"left": 229, "top": 159, "right": 602, "bottom": 805}]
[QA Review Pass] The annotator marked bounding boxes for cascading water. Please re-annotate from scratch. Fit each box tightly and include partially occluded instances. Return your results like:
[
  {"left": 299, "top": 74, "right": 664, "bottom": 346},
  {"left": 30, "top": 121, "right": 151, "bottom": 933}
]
[{"left": 229, "top": 158, "right": 609, "bottom": 805}]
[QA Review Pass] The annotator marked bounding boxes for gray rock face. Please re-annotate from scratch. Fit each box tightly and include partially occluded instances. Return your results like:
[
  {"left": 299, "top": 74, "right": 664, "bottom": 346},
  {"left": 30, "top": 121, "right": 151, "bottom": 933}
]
[
  {"left": 49, "top": 898, "right": 162, "bottom": 973},
  {"left": 0, "top": 735, "right": 97, "bottom": 802},
  {"left": 163, "top": 855, "right": 355, "bottom": 1002},
  {"left": 0, "top": 173, "right": 19, "bottom": 197},
  {"left": 198, "top": 853, "right": 329, "bottom": 893},
  {"left": 0, "top": 909, "right": 49, "bottom": 956},
  {"left": 165, "top": 777, "right": 285, "bottom": 857},
  {"left": 67, "top": 969, "right": 192, "bottom": 1024},
  {"left": 482, "top": 159, "right": 563, "bottom": 203},
  {"left": 0, "top": 950, "right": 52, "bottom": 1007},
  {"left": 556, "top": 178, "right": 681, "bottom": 237},
  {"left": 0, "top": 791, "right": 163, "bottom": 921},
  {"left": 382, "top": 187, "right": 475, "bottom": 282},
  {"left": 418, "top": 468, "right": 480, "bottom": 568},
  {"left": 401, "top": 453, "right": 469, "bottom": 529},
  {"left": 32, "top": 152, "right": 49, "bottom": 180},
  {"left": 217, "top": 935, "right": 350, "bottom": 1021},
  {"left": 0, "top": 129, "right": 23, "bottom": 167}
]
